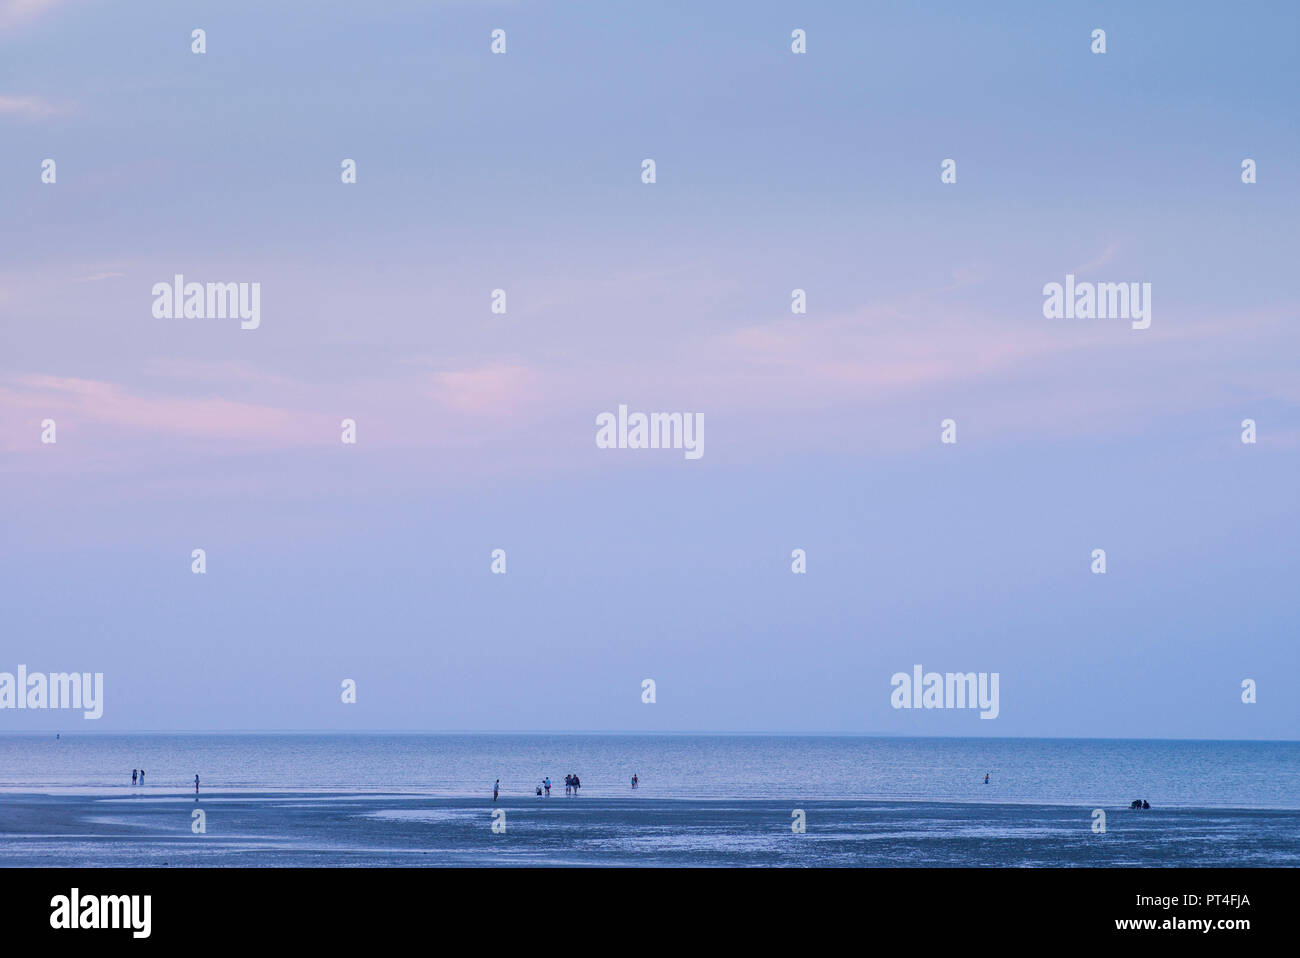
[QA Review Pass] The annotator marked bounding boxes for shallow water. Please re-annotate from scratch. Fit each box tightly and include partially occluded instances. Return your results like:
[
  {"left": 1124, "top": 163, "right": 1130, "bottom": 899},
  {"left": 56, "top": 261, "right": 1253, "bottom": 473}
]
[{"left": 1, "top": 734, "right": 1297, "bottom": 810}]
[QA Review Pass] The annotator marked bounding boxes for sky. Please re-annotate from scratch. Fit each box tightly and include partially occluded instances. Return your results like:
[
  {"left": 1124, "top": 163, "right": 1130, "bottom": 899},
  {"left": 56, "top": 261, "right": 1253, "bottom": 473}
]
[{"left": 1, "top": 0, "right": 1297, "bottom": 737}]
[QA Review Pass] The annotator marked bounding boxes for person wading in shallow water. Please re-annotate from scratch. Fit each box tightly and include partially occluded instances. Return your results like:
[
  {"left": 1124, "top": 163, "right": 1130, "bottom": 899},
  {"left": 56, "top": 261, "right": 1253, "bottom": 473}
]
[{"left": 493, "top": 779, "right": 499, "bottom": 802}]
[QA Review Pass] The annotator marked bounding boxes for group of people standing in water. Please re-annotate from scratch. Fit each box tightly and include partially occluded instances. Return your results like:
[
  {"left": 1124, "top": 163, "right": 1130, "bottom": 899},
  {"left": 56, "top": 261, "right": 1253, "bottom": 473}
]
[
  {"left": 493, "top": 775, "right": 584, "bottom": 800},
  {"left": 535, "top": 774, "right": 585, "bottom": 796},
  {"left": 522, "top": 774, "right": 579, "bottom": 796},
  {"left": 494, "top": 772, "right": 644, "bottom": 800},
  {"left": 129, "top": 769, "right": 201, "bottom": 794}
]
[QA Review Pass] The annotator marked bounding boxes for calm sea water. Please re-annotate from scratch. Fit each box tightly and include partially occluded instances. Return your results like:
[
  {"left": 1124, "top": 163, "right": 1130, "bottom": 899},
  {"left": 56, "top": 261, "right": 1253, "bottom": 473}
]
[
  {"left": 1, "top": 734, "right": 1297, "bottom": 808},
  {"left": 3, "top": 735, "right": 1297, "bottom": 866}
]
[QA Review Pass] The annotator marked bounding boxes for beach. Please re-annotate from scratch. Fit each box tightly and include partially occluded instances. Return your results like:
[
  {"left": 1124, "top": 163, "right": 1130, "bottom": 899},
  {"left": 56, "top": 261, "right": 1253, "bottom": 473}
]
[
  {"left": 3, "top": 791, "right": 1298, "bottom": 867},
  {"left": 3, "top": 733, "right": 1298, "bottom": 866}
]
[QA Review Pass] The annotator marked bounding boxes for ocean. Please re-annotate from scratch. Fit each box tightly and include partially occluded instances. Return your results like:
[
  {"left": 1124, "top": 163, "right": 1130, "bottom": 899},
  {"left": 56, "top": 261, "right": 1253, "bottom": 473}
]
[{"left": 1, "top": 734, "right": 1297, "bottom": 866}]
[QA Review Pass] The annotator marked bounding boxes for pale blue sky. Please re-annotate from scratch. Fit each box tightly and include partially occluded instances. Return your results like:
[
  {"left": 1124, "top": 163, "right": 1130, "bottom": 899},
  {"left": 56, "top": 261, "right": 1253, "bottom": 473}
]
[{"left": 1, "top": 1, "right": 1297, "bottom": 736}]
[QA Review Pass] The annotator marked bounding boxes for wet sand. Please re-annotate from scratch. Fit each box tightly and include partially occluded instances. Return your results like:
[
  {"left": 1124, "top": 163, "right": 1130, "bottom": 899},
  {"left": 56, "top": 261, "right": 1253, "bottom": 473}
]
[{"left": 2, "top": 792, "right": 1297, "bottom": 867}]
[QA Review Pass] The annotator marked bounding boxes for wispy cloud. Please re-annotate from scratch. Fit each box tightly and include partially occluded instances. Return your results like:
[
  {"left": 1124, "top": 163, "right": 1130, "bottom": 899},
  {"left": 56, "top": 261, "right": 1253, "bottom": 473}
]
[
  {"left": 0, "top": 93, "right": 69, "bottom": 117},
  {"left": 0, "top": 375, "right": 320, "bottom": 451},
  {"left": 1072, "top": 240, "right": 1124, "bottom": 276},
  {"left": 429, "top": 362, "right": 541, "bottom": 414},
  {"left": 0, "top": 0, "right": 64, "bottom": 31}
]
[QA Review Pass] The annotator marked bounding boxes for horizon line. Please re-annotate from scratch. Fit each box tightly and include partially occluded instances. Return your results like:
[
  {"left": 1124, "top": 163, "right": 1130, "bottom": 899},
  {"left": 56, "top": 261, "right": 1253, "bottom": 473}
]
[{"left": 5, "top": 730, "right": 1296, "bottom": 744}]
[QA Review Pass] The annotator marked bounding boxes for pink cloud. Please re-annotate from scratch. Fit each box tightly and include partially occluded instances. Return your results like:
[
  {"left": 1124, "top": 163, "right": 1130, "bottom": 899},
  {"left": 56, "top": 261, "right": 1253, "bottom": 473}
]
[
  {"left": 0, "top": 360, "right": 553, "bottom": 459},
  {"left": 0, "top": 0, "right": 64, "bottom": 31},
  {"left": 0, "top": 93, "right": 67, "bottom": 116},
  {"left": 429, "top": 362, "right": 541, "bottom": 415},
  {"left": 0, "top": 375, "right": 318, "bottom": 449}
]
